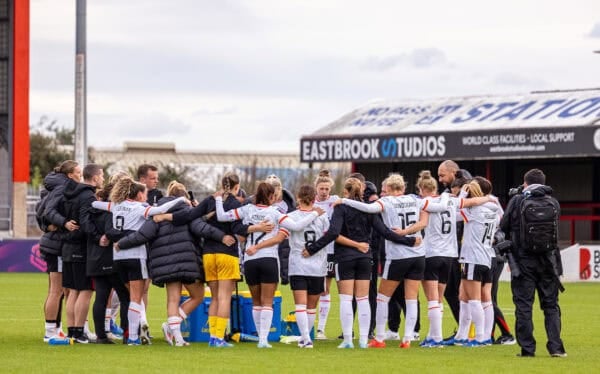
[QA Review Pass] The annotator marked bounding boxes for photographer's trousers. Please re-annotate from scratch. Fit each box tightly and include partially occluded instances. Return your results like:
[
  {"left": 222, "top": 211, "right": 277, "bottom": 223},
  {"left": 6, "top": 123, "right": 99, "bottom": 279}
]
[{"left": 510, "top": 256, "right": 565, "bottom": 355}]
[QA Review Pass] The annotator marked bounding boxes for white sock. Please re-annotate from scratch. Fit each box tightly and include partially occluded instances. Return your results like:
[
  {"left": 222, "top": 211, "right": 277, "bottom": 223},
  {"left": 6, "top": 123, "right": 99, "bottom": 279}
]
[
  {"left": 295, "top": 304, "right": 309, "bottom": 341},
  {"left": 128, "top": 302, "right": 142, "bottom": 340},
  {"left": 178, "top": 307, "right": 188, "bottom": 320},
  {"left": 110, "top": 291, "right": 120, "bottom": 321},
  {"left": 140, "top": 301, "right": 148, "bottom": 326},
  {"left": 375, "top": 293, "right": 390, "bottom": 341},
  {"left": 427, "top": 300, "right": 443, "bottom": 342},
  {"left": 104, "top": 309, "right": 112, "bottom": 333},
  {"left": 403, "top": 299, "right": 418, "bottom": 343},
  {"left": 339, "top": 294, "right": 354, "bottom": 343},
  {"left": 45, "top": 322, "right": 57, "bottom": 337},
  {"left": 482, "top": 301, "right": 494, "bottom": 341},
  {"left": 356, "top": 296, "right": 370, "bottom": 345},
  {"left": 469, "top": 300, "right": 485, "bottom": 342},
  {"left": 252, "top": 306, "right": 262, "bottom": 334},
  {"left": 259, "top": 307, "right": 273, "bottom": 344},
  {"left": 307, "top": 309, "right": 317, "bottom": 337},
  {"left": 456, "top": 301, "right": 471, "bottom": 340},
  {"left": 168, "top": 316, "right": 184, "bottom": 344},
  {"left": 84, "top": 320, "right": 93, "bottom": 335},
  {"left": 317, "top": 294, "right": 331, "bottom": 331}
]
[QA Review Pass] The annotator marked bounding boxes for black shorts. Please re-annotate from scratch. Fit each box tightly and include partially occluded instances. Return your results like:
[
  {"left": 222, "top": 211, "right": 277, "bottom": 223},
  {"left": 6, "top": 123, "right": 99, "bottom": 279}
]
[
  {"left": 244, "top": 257, "right": 279, "bottom": 286},
  {"left": 424, "top": 256, "right": 452, "bottom": 283},
  {"left": 290, "top": 275, "right": 325, "bottom": 295},
  {"left": 381, "top": 256, "right": 425, "bottom": 281},
  {"left": 335, "top": 258, "right": 372, "bottom": 281},
  {"left": 114, "top": 258, "right": 149, "bottom": 283},
  {"left": 460, "top": 263, "right": 492, "bottom": 283},
  {"left": 326, "top": 254, "right": 336, "bottom": 278},
  {"left": 62, "top": 262, "right": 93, "bottom": 291},
  {"left": 44, "top": 253, "right": 62, "bottom": 274}
]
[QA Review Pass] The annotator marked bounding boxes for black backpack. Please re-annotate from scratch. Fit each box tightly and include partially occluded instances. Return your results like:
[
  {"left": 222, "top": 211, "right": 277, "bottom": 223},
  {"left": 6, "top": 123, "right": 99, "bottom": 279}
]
[{"left": 519, "top": 194, "right": 559, "bottom": 254}]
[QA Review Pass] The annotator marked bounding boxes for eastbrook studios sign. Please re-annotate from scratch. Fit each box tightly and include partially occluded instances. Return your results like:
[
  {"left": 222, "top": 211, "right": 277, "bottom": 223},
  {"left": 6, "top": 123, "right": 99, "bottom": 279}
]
[{"left": 300, "top": 92, "right": 600, "bottom": 162}]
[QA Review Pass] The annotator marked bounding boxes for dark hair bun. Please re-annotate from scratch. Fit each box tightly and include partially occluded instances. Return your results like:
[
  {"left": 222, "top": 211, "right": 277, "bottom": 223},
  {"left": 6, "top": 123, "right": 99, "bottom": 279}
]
[{"left": 318, "top": 169, "right": 331, "bottom": 178}]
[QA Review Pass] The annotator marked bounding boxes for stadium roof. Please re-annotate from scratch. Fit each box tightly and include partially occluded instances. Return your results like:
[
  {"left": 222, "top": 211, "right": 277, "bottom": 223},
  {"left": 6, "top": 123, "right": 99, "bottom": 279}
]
[{"left": 301, "top": 88, "right": 600, "bottom": 162}]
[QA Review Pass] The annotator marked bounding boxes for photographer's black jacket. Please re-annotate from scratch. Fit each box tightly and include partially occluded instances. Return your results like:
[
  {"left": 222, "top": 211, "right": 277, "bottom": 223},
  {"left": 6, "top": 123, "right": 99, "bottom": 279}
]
[{"left": 500, "top": 184, "right": 563, "bottom": 275}]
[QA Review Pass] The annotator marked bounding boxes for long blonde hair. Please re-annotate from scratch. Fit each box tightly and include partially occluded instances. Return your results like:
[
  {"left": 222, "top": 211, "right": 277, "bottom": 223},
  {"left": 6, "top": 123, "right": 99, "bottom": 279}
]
[{"left": 109, "top": 177, "right": 146, "bottom": 203}]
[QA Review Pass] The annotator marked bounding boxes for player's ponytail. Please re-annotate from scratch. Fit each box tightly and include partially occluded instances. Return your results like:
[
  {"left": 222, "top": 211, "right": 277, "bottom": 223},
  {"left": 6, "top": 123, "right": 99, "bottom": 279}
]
[
  {"left": 255, "top": 182, "right": 275, "bottom": 206},
  {"left": 54, "top": 160, "right": 78, "bottom": 175},
  {"left": 416, "top": 170, "right": 438, "bottom": 194},
  {"left": 344, "top": 177, "right": 363, "bottom": 201},
  {"left": 221, "top": 172, "right": 240, "bottom": 200}
]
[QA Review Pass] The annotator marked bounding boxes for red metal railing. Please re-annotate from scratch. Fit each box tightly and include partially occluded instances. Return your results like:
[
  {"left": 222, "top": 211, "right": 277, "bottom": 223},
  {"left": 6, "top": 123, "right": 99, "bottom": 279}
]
[{"left": 559, "top": 203, "right": 600, "bottom": 244}]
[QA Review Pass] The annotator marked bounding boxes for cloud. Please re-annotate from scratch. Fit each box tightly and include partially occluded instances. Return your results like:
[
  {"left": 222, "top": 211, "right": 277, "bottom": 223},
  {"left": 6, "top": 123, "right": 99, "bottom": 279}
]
[
  {"left": 492, "top": 72, "right": 547, "bottom": 88},
  {"left": 112, "top": 113, "right": 191, "bottom": 138},
  {"left": 588, "top": 22, "right": 600, "bottom": 38},
  {"left": 361, "top": 48, "right": 449, "bottom": 72}
]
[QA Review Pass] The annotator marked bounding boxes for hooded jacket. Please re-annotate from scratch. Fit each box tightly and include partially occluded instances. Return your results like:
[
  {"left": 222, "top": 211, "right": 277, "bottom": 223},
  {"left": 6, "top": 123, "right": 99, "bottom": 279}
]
[
  {"left": 118, "top": 197, "right": 227, "bottom": 286},
  {"left": 61, "top": 182, "right": 97, "bottom": 263},
  {"left": 38, "top": 172, "right": 70, "bottom": 256}
]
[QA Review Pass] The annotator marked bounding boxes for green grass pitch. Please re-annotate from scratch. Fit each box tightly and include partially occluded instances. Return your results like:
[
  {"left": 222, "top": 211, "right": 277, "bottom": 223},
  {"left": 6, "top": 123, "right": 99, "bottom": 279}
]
[{"left": 0, "top": 273, "right": 598, "bottom": 373}]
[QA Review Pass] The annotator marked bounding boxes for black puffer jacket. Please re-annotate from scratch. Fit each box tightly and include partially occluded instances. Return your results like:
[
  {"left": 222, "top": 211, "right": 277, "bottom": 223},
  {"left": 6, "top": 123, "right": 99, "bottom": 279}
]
[
  {"left": 118, "top": 197, "right": 227, "bottom": 286},
  {"left": 62, "top": 182, "right": 96, "bottom": 263},
  {"left": 38, "top": 172, "right": 70, "bottom": 256},
  {"left": 85, "top": 207, "right": 116, "bottom": 276}
]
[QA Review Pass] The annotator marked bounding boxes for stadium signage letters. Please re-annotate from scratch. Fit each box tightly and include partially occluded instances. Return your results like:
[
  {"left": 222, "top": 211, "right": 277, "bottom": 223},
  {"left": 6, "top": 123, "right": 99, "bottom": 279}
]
[
  {"left": 301, "top": 127, "right": 600, "bottom": 162},
  {"left": 349, "top": 97, "right": 600, "bottom": 128}
]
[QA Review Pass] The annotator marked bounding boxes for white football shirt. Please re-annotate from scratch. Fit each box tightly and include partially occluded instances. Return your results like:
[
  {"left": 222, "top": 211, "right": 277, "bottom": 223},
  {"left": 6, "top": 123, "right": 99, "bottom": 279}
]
[{"left": 287, "top": 209, "right": 330, "bottom": 277}]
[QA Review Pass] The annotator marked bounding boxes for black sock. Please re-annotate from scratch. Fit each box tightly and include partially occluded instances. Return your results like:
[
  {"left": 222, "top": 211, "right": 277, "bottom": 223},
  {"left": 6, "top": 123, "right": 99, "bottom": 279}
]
[
  {"left": 67, "top": 327, "right": 74, "bottom": 338},
  {"left": 56, "top": 294, "right": 64, "bottom": 327}
]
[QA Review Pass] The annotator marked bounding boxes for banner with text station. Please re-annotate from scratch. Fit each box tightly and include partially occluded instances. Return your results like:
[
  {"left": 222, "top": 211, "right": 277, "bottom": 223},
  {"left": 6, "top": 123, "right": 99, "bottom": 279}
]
[{"left": 301, "top": 90, "right": 600, "bottom": 162}]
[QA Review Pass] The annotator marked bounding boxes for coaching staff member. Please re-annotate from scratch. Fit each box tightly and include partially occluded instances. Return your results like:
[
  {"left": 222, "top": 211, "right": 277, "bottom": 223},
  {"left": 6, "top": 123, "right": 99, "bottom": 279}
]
[{"left": 499, "top": 168, "right": 566, "bottom": 358}]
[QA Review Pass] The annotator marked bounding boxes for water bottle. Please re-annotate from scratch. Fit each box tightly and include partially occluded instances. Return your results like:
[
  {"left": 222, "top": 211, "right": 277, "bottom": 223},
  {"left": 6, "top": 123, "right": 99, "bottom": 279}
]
[
  {"left": 230, "top": 332, "right": 259, "bottom": 342},
  {"left": 48, "top": 337, "right": 73, "bottom": 345}
]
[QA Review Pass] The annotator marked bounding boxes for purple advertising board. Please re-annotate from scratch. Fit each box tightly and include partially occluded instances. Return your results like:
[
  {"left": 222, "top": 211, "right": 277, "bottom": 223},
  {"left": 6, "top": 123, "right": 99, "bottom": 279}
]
[{"left": 0, "top": 239, "right": 46, "bottom": 272}]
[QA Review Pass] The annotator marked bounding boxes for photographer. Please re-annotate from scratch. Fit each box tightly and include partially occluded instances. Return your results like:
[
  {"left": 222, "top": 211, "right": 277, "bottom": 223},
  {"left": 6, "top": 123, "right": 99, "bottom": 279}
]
[{"left": 499, "top": 168, "right": 566, "bottom": 358}]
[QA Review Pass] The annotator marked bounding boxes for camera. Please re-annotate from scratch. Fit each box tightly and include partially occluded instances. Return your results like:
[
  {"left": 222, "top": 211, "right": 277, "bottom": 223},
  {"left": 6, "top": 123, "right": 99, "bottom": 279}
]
[
  {"left": 508, "top": 184, "right": 524, "bottom": 198},
  {"left": 494, "top": 239, "right": 513, "bottom": 256},
  {"left": 493, "top": 234, "right": 521, "bottom": 278}
]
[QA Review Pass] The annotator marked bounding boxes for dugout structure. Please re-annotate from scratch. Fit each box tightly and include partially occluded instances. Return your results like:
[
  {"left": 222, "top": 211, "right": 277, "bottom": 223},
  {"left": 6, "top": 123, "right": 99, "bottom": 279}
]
[
  {"left": 0, "top": 0, "right": 29, "bottom": 238},
  {"left": 300, "top": 88, "right": 600, "bottom": 243}
]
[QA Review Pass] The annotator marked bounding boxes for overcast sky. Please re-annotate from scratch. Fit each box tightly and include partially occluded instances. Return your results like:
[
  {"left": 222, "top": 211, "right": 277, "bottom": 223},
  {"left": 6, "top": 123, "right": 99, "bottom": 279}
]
[{"left": 30, "top": 0, "right": 600, "bottom": 153}]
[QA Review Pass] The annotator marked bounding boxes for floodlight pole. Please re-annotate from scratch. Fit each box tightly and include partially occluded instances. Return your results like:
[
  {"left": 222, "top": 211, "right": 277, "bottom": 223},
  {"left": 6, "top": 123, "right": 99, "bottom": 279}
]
[{"left": 74, "top": 0, "right": 87, "bottom": 166}]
